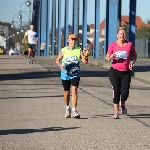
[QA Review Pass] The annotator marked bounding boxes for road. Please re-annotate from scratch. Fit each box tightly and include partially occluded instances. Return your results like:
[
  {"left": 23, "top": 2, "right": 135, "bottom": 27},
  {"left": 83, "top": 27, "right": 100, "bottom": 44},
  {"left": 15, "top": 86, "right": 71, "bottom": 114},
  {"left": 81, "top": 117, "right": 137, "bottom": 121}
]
[{"left": 0, "top": 55, "right": 150, "bottom": 150}]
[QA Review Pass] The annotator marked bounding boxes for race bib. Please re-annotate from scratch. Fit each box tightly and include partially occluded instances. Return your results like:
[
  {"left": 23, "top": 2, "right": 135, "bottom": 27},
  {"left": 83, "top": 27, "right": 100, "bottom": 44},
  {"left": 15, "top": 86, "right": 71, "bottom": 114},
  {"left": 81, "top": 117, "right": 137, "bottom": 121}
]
[
  {"left": 66, "top": 56, "right": 78, "bottom": 63},
  {"left": 114, "top": 51, "right": 127, "bottom": 59}
]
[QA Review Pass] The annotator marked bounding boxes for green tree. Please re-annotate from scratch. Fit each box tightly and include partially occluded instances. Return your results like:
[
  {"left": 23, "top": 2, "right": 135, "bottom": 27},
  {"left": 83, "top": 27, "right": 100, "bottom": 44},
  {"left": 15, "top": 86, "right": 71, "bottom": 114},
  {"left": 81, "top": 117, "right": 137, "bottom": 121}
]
[{"left": 136, "top": 19, "right": 150, "bottom": 38}]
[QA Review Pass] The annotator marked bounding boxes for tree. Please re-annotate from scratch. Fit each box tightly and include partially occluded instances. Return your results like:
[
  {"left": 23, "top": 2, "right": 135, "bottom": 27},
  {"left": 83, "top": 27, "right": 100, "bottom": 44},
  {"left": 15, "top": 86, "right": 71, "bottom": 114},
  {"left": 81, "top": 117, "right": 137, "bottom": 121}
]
[{"left": 136, "top": 19, "right": 150, "bottom": 38}]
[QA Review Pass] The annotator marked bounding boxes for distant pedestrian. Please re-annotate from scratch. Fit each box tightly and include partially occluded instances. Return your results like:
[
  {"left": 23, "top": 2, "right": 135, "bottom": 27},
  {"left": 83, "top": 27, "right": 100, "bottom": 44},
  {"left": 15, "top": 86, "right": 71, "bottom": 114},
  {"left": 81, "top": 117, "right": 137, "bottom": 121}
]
[
  {"left": 24, "top": 25, "right": 38, "bottom": 64},
  {"left": 14, "top": 46, "right": 19, "bottom": 55},
  {"left": 105, "top": 27, "right": 137, "bottom": 119},
  {"left": 40, "top": 41, "right": 46, "bottom": 56}
]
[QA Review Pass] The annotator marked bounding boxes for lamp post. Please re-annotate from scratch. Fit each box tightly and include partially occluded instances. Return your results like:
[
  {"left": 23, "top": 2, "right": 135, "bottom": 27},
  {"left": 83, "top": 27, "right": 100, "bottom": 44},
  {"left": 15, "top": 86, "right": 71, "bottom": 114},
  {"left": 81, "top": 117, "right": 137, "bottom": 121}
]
[
  {"left": 11, "top": 13, "right": 21, "bottom": 48},
  {"left": 18, "top": 11, "right": 22, "bottom": 49},
  {"left": 19, "top": 0, "right": 32, "bottom": 24}
]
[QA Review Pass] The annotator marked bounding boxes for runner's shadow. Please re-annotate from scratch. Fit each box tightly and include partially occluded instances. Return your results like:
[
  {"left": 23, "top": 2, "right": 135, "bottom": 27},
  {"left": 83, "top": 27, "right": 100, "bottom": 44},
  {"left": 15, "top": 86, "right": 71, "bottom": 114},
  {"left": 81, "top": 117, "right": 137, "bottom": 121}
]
[
  {"left": 129, "top": 114, "right": 150, "bottom": 118},
  {"left": 0, "top": 127, "right": 80, "bottom": 135},
  {"left": 91, "top": 114, "right": 111, "bottom": 118}
]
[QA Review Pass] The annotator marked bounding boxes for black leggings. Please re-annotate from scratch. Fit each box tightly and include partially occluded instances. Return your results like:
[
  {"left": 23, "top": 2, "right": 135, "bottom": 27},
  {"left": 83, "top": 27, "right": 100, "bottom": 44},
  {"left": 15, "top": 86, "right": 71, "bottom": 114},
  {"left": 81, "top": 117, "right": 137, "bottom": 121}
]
[{"left": 109, "top": 67, "right": 131, "bottom": 104}]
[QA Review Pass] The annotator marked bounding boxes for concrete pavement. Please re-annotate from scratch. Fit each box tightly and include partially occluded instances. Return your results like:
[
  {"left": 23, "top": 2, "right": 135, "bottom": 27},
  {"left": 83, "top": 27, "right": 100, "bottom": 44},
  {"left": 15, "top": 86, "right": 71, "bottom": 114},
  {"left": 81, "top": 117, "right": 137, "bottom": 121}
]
[
  {"left": 0, "top": 55, "right": 150, "bottom": 150},
  {"left": 88, "top": 56, "right": 150, "bottom": 83}
]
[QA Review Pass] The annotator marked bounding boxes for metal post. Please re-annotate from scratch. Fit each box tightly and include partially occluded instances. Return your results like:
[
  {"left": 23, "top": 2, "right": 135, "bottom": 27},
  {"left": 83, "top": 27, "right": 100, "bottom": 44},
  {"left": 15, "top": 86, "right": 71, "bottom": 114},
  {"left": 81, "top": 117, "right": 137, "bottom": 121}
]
[
  {"left": 129, "top": 0, "right": 136, "bottom": 46},
  {"left": 54, "top": 0, "right": 56, "bottom": 55},
  {"left": 118, "top": 0, "right": 122, "bottom": 27},
  {"left": 51, "top": 0, "right": 55, "bottom": 55},
  {"left": 108, "top": 0, "right": 119, "bottom": 45},
  {"left": 64, "top": 0, "right": 69, "bottom": 46},
  {"left": 46, "top": 0, "right": 50, "bottom": 56},
  {"left": 29, "top": 2, "right": 31, "bottom": 24},
  {"left": 94, "top": 0, "right": 100, "bottom": 58},
  {"left": 104, "top": 0, "right": 109, "bottom": 61},
  {"left": 20, "top": 18, "right": 22, "bottom": 51},
  {"left": 72, "top": 0, "right": 78, "bottom": 35},
  {"left": 40, "top": 0, "right": 47, "bottom": 56},
  {"left": 82, "top": 0, "right": 87, "bottom": 49},
  {"left": 77, "top": 0, "right": 80, "bottom": 46},
  {"left": 104, "top": 0, "right": 119, "bottom": 60},
  {"left": 37, "top": 0, "right": 41, "bottom": 56},
  {"left": 57, "top": 0, "right": 62, "bottom": 53}
]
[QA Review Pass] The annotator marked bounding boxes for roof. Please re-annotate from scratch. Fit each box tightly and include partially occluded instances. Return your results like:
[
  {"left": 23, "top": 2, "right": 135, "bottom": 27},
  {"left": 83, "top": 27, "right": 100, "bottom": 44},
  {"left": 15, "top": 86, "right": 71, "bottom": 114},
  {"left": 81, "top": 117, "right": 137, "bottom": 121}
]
[{"left": 88, "top": 15, "right": 150, "bottom": 38}]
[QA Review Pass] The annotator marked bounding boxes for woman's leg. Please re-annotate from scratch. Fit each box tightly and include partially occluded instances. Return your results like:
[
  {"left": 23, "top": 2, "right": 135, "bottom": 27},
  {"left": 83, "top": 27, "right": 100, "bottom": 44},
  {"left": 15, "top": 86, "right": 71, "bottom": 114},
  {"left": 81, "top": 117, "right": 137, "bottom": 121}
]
[
  {"left": 109, "top": 68, "right": 121, "bottom": 118},
  {"left": 120, "top": 72, "right": 131, "bottom": 114}
]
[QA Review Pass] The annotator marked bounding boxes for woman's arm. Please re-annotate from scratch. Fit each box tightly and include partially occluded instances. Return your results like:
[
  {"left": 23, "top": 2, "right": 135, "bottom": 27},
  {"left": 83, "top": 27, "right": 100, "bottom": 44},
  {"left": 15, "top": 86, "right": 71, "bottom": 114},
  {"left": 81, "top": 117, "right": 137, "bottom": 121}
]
[
  {"left": 130, "top": 44, "right": 137, "bottom": 65},
  {"left": 105, "top": 53, "right": 115, "bottom": 62}
]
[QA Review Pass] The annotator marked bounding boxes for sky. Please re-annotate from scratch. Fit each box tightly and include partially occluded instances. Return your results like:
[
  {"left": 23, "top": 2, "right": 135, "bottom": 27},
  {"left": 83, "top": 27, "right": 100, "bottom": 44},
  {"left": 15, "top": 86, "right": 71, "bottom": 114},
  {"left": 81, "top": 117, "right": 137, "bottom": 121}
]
[{"left": 0, "top": 0, "right": 150, "bottom": 28}]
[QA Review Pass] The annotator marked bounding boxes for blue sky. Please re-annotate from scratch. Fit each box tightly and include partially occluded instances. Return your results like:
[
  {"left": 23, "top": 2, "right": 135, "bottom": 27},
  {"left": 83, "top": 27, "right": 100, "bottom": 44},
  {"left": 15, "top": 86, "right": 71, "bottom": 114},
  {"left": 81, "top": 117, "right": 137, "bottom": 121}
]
[{"left": 0, "top": 0, "right": 150, "bottom": 28}]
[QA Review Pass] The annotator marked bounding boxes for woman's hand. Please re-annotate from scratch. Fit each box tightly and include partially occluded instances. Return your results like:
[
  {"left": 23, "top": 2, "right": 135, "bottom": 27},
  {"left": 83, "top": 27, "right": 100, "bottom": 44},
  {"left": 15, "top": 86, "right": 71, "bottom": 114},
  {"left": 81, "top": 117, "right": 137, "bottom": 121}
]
[
  {"left": 129, "top": 63, "right": 133, "bottom": 70},
  {"left": 105, "top": 53, "right": 115, "bottom": 62}
]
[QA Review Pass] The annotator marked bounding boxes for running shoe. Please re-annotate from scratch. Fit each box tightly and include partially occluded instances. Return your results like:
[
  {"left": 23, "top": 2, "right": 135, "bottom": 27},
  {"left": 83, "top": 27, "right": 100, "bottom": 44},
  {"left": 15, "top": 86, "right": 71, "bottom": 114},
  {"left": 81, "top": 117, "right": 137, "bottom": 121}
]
[
  {"left": 65, "top": 107, "right": 71, "bottom": 118},
  {"left": 71, "top": 109, "right": 80, "bottom": 118},
  {"left": 27, "top": 61, "right": 30, "bottom": 64},
  {"left": 113, "top": 111, "right": 119, "bottom": 119},
  {"left": 120, "top": 107, "right": 127, "bottom": 114}
]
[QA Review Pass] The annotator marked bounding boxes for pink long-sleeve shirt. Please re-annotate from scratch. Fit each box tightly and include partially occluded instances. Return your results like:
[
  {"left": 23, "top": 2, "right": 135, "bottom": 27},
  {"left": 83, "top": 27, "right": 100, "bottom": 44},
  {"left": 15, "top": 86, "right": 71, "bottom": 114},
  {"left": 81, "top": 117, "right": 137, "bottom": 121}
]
[{"left": 107, "top": 41, "right": 136, "bottom": 71}]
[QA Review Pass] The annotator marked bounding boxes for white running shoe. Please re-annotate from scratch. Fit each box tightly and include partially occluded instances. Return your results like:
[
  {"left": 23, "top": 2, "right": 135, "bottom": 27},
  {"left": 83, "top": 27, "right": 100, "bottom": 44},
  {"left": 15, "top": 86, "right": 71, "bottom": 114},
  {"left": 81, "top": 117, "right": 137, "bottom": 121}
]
[
  {"left": 71, "top": 109, "right": 80, "bottom": 118},
  {"left": 65, "top": 107, "right": 71, "bottom": 118}
]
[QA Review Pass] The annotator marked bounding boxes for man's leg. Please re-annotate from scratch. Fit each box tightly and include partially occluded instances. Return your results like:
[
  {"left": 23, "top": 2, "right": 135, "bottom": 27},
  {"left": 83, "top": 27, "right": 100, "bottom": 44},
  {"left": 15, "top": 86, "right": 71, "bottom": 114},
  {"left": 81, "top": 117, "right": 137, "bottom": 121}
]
[
  {"left": 62, "top": 79, "right": 71, "bottom": 118},
  {"left": 28, "top": 46, "right": 32, "bottom": 64},
  {"left": 31, "top": 44, "right": 36, "bottom": 64},
  {"left": 31, "top": 50, "right": 34, "bottom": 64},
  {"left": 71, "top": 77, "right": 80, "bottom": 118}
]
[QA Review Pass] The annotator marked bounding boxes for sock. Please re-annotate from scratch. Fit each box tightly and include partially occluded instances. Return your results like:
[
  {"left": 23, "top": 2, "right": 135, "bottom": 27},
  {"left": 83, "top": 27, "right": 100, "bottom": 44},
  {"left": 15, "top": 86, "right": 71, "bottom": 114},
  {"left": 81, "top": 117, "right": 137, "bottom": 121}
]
[
  {"left": 29, "top": 59, "right": 31, "bottom": 62},
  {"left": 66, "top": 105, "right": 70, "bottom": 109},
  {"left": 114, "top": 110, "right": 119, "bottom": 114},
  {"left": 72, "top": 108, "right": 75, "bottom": 111}
]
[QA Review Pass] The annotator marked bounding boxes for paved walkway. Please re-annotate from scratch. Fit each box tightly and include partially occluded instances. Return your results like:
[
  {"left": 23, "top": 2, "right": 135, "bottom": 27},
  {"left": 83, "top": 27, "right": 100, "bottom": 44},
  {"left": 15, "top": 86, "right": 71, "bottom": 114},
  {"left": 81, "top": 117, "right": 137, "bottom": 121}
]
[
  {"left": 0, "top": 55, "right": 150, "bottom": 150},
  {"left": 88, "top": 56, "right": 150, "bottom": 83}
]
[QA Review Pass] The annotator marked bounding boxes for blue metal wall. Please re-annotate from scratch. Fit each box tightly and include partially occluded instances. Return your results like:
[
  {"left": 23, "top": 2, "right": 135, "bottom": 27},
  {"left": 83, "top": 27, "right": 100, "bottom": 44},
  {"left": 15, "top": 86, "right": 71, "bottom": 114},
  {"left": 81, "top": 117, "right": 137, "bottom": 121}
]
[{"left": 32, "top": 0, "right": 137, "bottom": 59}]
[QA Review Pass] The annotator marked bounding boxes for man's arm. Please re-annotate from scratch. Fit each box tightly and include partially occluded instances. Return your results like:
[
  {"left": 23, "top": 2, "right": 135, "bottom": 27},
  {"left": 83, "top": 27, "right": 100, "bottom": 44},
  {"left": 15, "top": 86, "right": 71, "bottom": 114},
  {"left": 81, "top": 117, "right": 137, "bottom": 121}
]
[
  {"left": 56, "top": 51, "right": 64, "bottom": 69},
  {"left": 24, "top": 31, "right": 28, "bottom": 43},
  {"left": 80, "top": 50, "right": 88, "bottom": 64}
]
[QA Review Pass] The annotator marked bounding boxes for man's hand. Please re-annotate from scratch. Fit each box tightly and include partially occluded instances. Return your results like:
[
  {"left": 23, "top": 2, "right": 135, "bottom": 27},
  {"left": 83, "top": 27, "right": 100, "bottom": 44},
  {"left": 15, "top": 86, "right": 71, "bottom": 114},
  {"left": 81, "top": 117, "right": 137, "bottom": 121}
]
[
  {"left": 83, "top": 44, "right": 90, "bottom": 56},
  {"left": 58, "top": 64, "right": 65, "bottom": 69},
  {"left": 24, "top": 40, "right": 28, "bottom": 44}
]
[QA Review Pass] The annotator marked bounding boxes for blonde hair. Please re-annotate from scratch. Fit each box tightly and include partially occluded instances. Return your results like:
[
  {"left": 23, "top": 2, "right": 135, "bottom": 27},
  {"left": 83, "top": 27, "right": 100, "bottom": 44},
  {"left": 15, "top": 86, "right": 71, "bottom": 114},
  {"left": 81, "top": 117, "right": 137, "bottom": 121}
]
[{"left": 117, "top": 27, "right": 127, "bottom": 33}]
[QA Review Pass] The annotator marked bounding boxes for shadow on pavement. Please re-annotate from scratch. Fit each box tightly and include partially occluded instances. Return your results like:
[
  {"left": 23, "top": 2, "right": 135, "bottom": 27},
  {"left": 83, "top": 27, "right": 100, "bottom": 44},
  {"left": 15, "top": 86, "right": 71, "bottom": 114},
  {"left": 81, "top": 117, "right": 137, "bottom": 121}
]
[
  {"left": 0, "top": 71, "right": 57, "bottom": 81},
  {"left": 0, "top": 127, "right": 80, "bottom": 135},
  {"left": 133, "top": 66, "right": 150, "bottom": 72},
  {"left": 129, "top": 114, "right": 150, "bottom": 118},
  {"left": 0, "top": 95, "right": 63, "bottom": 99},
  {"left": 0, "top": 70, "right": 110, "bottom": 81}
]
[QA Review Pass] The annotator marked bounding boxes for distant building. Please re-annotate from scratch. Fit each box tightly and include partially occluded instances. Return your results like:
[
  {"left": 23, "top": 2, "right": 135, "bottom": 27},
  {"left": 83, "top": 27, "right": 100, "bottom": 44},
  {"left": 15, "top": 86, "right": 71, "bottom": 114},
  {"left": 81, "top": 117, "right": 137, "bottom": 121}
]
[
  {"left": 0, "top": 21, "right": 11, "bottom": 49},
  {"left": 87, "top": 15, "right": 150, "bottom": 43}
]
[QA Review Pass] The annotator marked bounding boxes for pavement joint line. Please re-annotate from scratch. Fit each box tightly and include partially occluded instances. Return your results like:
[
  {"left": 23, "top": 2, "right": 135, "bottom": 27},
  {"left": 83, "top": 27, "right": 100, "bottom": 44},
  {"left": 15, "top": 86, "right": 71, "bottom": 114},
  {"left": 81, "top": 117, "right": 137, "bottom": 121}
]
[{"left": 34, "top": 60, "right": 59, "bottom": 77}]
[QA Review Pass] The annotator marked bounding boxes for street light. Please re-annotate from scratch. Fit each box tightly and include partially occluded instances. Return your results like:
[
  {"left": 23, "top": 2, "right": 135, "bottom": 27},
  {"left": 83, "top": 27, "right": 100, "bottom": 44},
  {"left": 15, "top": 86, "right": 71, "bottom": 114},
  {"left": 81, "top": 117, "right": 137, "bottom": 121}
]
[
  {"left": 18, "top": 13, "right": 22, "bottom": 20},
  {"left": 11, "top": 13, "right": 21, "bottom": 49},
  {"left": 19, "top": 0, "right": 32, "bottom": 24},
  {"left": 26, "top": 0, "right": 31, "bottom": 7},
  {"left": 18, "top": 11, "right": 23, "bottom": 50}
]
